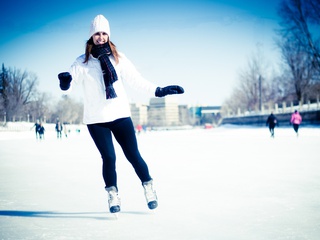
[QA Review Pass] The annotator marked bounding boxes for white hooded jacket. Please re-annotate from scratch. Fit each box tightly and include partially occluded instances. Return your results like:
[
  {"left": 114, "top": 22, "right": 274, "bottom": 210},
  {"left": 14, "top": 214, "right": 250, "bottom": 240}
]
[{"left": 67, "top": 52, "right": 157, "bottom": 124}]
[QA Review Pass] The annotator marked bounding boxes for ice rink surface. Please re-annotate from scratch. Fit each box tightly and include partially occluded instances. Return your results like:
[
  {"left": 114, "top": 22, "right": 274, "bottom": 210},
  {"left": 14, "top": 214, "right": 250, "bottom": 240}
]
[{"left": 1, "top": 125, "right": 320, "bottom": 240}]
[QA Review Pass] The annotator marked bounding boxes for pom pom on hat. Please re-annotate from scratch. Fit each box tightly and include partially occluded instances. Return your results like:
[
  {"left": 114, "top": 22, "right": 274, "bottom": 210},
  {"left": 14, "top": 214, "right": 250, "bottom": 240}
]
[{"left": 89, "top": 14, "right": 110, "bottom": 38}]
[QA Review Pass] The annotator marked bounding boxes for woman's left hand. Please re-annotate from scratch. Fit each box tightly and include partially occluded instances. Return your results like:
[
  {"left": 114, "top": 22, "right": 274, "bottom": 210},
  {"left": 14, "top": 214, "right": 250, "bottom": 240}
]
[{"left": 155, "top": 85, "right": 184, "bottom": 97}]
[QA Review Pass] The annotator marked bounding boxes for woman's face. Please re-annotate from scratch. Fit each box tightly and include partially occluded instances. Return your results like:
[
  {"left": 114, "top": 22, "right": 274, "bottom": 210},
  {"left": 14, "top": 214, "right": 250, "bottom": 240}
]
[{"left": 92, "top": 32, "right": 109, "bottom": 45}]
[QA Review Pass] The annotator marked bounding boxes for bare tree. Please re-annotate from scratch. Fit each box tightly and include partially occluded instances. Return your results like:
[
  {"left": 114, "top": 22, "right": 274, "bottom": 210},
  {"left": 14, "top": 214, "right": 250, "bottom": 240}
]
[
  {"left": 276, "top": 0, "right": 320, "bottom": 96},
  {"left": 0, "top": 65, "right": 39, "bottom": 121},
  {"left": 221, "top": 87, "right": 247, "bottom": 116},
  {"left": 221, "top": 37, "right": 302, "bottom": 117},
  {"left": 280, "top": 37, "right": 315, "bottom": 101},
  {"left": 238, "top": 57, "right": 262, "bottom": 112},
  {"left": 0, "top": 65, "right": 83, "bottom": 124},
  {"left": 52, "top": 95, "right": 83, "bottom": 124},
  {"left": 305, "top": 0, "right": 320, "bottom": 72},
  {"left": 0, "top": 64, "right": 8, "bottom": 119},
  {"left": 222, "top": 46, "right": 277, "bottom": 115},
  {"left": 306, "top": 0, "right": 320, "bottom": 23},
  {"left": 25, "top": 92, "right": 52, "bottom": 123}
]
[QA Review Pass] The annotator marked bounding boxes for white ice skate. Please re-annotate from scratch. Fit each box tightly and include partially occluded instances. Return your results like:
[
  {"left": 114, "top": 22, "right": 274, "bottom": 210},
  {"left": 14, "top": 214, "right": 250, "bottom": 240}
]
[
  {"left": 105, "top": 186, "right": 121, "bottom": 213},
  {"left": 143, "top": 180, "right": 158, "bottom": 210}
]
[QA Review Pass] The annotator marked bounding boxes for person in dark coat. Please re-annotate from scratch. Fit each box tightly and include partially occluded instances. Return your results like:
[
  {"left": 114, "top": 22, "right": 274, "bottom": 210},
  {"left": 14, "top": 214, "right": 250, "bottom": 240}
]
[
  {"left": 31, "top": 120, "right": 41, "bottom": 139},
  {"left": 55, "top": 121, "right": 63, "bottom": 139},
  {"left": 38, "top": 123, "right": 45, "bottom": 140},
  {"left": 266, "top": 112, "right": 278, "bottom": 137}
]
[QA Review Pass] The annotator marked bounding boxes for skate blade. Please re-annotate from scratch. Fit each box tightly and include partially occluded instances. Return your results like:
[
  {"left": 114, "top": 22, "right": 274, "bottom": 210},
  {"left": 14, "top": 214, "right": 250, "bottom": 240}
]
[
  {"left": 149, "top": 209, "right": 157, "bottom": 214},
  {"left": 112, "top": 212, "right": 119, "bottom": 219}
]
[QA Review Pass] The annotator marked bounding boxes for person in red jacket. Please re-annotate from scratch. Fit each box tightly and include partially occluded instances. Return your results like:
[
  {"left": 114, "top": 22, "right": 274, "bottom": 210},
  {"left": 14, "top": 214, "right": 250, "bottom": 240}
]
[{"left": 290, "top": 110, "right": 302, "bottom": 136}]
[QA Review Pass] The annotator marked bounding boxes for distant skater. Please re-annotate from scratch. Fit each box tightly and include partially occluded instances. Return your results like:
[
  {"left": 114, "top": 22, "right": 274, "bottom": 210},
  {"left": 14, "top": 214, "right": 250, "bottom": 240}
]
[
  {"left": 63, "top": 123, "right": 68, "bottom": 138},
  {"left": 290, "top": 110, "right": 302, "bottom": 136},
  {"left": 31, "top": 120, "right": 41, "bottom": 139},
  {"left": 58, "top": 14, "right": 184, "bottom": 213},
  {"left": 136, "top": 124, "right": 143, "bottom": 135},
  {"left": 55, "top": 121, "right": 63, "bottom": 139},
  {"left": 266, "top": 112, "right": 278, "bottom": 138},
  {"left": 38, "top": 123, "right": 45, "bottom": 140}
]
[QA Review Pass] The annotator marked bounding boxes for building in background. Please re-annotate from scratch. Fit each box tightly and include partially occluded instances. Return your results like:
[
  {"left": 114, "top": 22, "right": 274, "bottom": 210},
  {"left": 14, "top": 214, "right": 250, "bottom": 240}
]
[
  {"left": 148, "top": 97, "right": 180, "bottom": 127},
  {"left": 130, "top": 98, "right": 221, "bottom": 128},
  {"left": 186, "top": 105, "right": 221, "bottom": 127},
  {"left": 130, "top": 103, "right": 148, "bottom": 128}
]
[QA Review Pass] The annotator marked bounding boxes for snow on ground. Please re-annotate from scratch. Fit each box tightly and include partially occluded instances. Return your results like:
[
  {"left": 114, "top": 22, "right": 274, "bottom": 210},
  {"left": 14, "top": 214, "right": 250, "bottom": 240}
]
[{"left": 1, "top": 125, "right": 320, "bottom": 240}]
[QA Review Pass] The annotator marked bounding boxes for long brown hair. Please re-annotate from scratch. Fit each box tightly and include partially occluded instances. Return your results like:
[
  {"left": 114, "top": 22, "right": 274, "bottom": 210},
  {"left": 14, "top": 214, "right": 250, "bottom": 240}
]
[{"left": 83, "top": 38, "right": 120, "bottom": 64}]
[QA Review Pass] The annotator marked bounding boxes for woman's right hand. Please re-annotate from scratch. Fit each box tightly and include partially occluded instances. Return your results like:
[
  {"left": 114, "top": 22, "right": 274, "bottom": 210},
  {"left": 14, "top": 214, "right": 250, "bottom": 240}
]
[{"left": 58, "top": 72, "right": 72, "bottom": 90}]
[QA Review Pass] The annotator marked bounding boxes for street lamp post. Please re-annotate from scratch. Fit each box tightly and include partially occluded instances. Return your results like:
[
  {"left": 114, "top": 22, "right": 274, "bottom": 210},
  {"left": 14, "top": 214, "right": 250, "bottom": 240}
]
[{"left": 259, "top": 75, "right": 262, "bottom": 113}]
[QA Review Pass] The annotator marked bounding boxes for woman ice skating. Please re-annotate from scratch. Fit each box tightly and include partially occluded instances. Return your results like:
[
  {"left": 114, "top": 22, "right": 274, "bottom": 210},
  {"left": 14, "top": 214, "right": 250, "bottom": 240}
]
[
  {"left": 58, "top": 14, "right": 184, "bottom": 213},
  {"left": 290, "top": 110, "right": 302, "bottom": 136}
]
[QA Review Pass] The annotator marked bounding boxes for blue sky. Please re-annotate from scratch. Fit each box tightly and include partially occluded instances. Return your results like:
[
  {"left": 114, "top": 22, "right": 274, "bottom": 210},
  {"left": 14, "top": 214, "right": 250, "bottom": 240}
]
[{"left": 0, "top": 0, "right": 282, "bottom": 105}]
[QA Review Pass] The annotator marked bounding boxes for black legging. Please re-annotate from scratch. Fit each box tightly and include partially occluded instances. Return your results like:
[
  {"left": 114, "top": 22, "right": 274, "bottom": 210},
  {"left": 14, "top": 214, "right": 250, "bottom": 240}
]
[
  {"left": 293, "top": 124, "right": 299, "bottom": 133},
  {"left": 87, "top": 117, "right": 152, "bottom": 190},
  {"left": 269, "top": 126, "right": 275, "bottom": 136}
]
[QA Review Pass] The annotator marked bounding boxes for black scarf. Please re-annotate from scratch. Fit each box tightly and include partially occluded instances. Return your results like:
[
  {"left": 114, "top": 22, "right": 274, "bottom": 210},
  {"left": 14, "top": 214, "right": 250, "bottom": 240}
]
[{"left": 91, "top": 43, "right": 118, "bottom": 99}]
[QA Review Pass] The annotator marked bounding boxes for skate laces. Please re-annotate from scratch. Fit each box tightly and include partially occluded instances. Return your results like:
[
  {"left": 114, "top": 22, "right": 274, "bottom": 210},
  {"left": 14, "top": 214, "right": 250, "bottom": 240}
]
[
  {"left": 108, "top": 190, "right": 121, "bottom": 207},
  {"left": 143, "top": 181, "right": 157, "bottom": 202}
]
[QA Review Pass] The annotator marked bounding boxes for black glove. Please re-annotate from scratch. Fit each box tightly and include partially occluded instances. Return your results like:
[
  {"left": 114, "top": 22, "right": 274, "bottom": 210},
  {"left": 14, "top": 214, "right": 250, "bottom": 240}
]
[
  {"left": 155, "top": 85, "right": 184, "bottom": 97},
  {"left": 58, "top": 72, "right": 72, "bottom": 90}
]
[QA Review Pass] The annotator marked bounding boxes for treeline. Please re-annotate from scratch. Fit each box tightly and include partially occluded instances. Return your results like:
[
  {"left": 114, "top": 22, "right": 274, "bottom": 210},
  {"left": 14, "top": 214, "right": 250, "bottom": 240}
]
[
  {"left": 222, "top": 0, "right": 320, "bottom": 115},
  {"left": 0, "top": 64, "right": 83, "bottom": 124}
]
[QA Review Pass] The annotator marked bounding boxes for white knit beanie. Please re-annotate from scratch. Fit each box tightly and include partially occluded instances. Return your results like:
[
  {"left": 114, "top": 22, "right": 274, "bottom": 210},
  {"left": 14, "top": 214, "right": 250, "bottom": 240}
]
[{"left": 89, "top": 15, "right": 110, "bottom": 38}]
